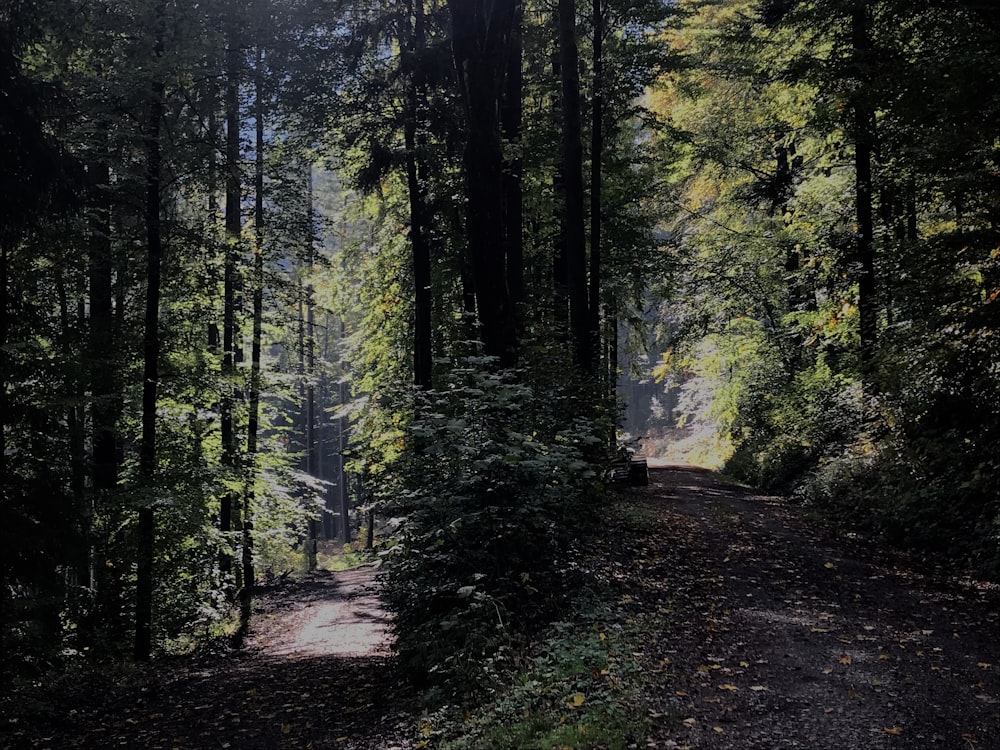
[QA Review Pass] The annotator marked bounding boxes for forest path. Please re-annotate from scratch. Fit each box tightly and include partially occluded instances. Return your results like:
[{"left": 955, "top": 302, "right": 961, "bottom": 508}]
[
  {"left": 635, "top": 466, "right": 1000, "bottom": 749},
  {"left": 249, "top": 568, "right": 390, "bottom": 658},
  {"left": 7, "top": 569, "right": 412, "bottom": 750}
]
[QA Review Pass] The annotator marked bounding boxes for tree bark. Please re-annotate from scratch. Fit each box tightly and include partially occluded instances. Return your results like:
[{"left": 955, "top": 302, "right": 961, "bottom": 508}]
[
  {"left": 588, "top": 0, "right": 603, "bottom": 367},
  {"left": 502, "top": 3, "right": 524, "bottom": 309},
  {"left": 852, "top": 0, "right": 877, "bottom": 389},
  {"left": 135, "top": 7, "right": 165, "bottom": 661},
  {"left": 89, "top": 160, "right": 117, "bottom": 500},
  {"left": 304, "top": 165, "right": 318, "bottom": 570},
  {"left": 403, "top": 0, "right": 433, "bottom": 389},
  {"left": 238, "top": 42, "right": 266, "bottom": 637},
  {"left": 220, "top": 33, "right": 241, "bottom": 581},
  {"left": 338, "top": 324, "right": 351, "bottom": 544},
  {"left": 557, "top": 0, "right": 592, "bottom": 372},
  {"left": 448, "top": 0, "right": 519, "bottom": 367}
]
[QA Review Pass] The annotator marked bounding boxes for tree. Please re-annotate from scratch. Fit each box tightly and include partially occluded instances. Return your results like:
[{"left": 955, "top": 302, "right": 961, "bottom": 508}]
[
  {"left": 557, "top": 0, "right": 591, "bottom": 372},
  {"left": 448, "top": 0, "right": 520, "bottom": 367},
  {"left": 135, "top": 0, "right": 166, "bottom": 662}
]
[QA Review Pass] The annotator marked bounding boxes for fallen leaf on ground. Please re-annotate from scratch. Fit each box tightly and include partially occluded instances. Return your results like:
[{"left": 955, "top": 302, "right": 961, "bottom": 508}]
[{"left": 884, "top": 727, "right": 903, "bottom": 735}]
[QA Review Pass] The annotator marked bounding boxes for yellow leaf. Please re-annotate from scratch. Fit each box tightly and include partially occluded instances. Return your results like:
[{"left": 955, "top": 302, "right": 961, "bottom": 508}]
[
  {"left": 824, "top": 562, "right": 835, "bottom": 569},
  {"left": 977, "top": 662, "right": 991, "bottom": 669},
  {"left": 414, "top": 742, "right": 429, "bottom": 750},
  {"left": 697, "top": 665, "right": 711, "bottom": 673},
  {"left": 281, "top": 724, "right": 291, "bottom": 734},
  {"left": 884, "top": 727, "right": 904, "bottom": 735},
  {"left": 718, "top": 683, "right": 739, "bottom": 691},
  {"left": 713, "top": 726, "right": 725, "bottom": 733},
  {"left": 822, "top": 668, "right": 833, "bottom": 675},
  {"left": 739, "top": 661, "right": 750, "bottom": 668},
  {"left": 420, "top": 722, "right": 434, "bottom": 737},
  {"left": 566, "top": 692, "right": 586, "bottom": 708},
  {"left": 675, "top": 691, "right": 688, "bottom": 697},
  {"left": 749, "top": 685, "right": 766, "bottom": 692},
  {"left": 840, "top": 653, "right": 853, "bottom": 665},
  {"left": 683, "top": 718, "right": 696, "bottom": 727}
]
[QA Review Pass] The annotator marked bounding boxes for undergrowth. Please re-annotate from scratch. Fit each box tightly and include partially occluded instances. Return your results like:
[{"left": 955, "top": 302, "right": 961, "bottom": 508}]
[{"left": 410, "top": 495, "right": 656, "bottom": 750}]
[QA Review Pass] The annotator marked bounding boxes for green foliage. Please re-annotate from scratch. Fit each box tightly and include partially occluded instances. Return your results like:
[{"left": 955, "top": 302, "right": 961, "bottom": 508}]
[
  {"left": 651, "top": 0, "right": 1000, "bottom": 577},
  {"left": 439, "top": 621, "right": 644, "bottom": 750},
  {"left": 376, "top": 358, "right": 604, "bottom": 692}
]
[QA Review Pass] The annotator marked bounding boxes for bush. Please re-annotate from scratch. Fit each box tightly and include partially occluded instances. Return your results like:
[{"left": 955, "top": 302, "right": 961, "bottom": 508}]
[{"left": 375, "top": 359, "right": 604, "bottom": 692}]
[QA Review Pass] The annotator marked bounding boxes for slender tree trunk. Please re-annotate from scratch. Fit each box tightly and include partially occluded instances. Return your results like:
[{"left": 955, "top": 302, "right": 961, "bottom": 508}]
[
  {"left": 502, "top": 2, "right": 524, "bottom": 309},
  {"left": 403, "top": 0, "right": 433, "bottom": 389},
  {"left": 852, "top": 0, "right": 877, "bottom": 389},
  {"left": 338, "top": 328, "right": 351, "bottom": 545},
  {"left": 0, "top": 240, "right": 6, "bottom": 679},
  {"left": 588, "top": 0, "right": 603, "bottom": 366},
  {"left": 304, "top": 166, "right": 318, "bottom": 570},
  {"left": 238, "top": 43, "right": 266, "bottom": 637},
  {"left": 220, "top": 34, "right": 241, "bottom": 582},
  {"left": 56, "top": 279, "right": 87, "bottom": 588},
  {"left": 557, "top": 0, "right": 591, "bottom": 372},
  {"left": 135, "top": 11, "right": 165, "bottom": 660},
  {"left": 87, "top": 158, "right": 116, "bottom": 600},
  {"left": 89, "top": 160, "right": 117, "bottom": 501}
]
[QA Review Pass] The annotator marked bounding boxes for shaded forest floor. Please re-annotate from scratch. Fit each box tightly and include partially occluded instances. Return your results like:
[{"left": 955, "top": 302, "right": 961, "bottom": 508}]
[
  {"left": 3, "top": 467, "right": 999, "bottom": 749},
  {"left": 631, "top": 467, "right": 1000, "bottom": 749}
]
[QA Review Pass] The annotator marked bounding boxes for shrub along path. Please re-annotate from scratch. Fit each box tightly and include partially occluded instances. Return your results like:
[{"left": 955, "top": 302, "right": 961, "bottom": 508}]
[{"left": 3, "top": 467, "right": 998, "bottom": 749}]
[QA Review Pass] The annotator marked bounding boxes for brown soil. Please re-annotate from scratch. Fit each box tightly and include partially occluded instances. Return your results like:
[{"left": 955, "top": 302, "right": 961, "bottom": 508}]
[{"left": 631, "top": 466, "right": 1000, "bottom": 750}]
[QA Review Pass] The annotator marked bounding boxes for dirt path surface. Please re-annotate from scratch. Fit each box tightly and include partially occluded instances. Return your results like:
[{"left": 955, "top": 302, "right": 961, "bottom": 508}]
[
  {"left": 634, "top": 466, "right": 1000, "bottom": 750},
  {"left": 250, "top": 568, "right": 390, "bottom": 658},
  {"left": 5, "top": 569, "right": 412, "bottom": 750}
]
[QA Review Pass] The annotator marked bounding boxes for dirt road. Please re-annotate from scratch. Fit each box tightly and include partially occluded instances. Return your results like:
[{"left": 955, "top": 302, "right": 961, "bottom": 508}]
[{"left": 636, "top": 467, "right": 1000, "bottom": 749}]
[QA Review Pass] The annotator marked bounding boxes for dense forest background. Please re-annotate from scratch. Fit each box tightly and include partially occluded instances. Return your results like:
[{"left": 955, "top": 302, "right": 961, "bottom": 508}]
[{"left": 2, "top": 0, "right": 998, "bottom": 694}]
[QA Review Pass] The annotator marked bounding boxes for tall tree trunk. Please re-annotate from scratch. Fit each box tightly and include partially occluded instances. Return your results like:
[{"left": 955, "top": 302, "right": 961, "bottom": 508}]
[
  {"left": 852, "top": 0, "right": 877, "bottom": 389},
  {"left": 220, "top": 34, "right": 241, "bottom": 582},
  {"left": 238, "top": 43, "right": 266, "bottom": 638},
  {"left": 502, "top": 2, "right": 524, "bottom": 309},
  {"left": 588, "top": 0, "right": 603, "bottom": 368},
  {"left": 403, "top": 0, "right": 432, "bottom": 389},
  {"left": 338, "top": 321, "right": 351, "bottom": 545},
  {"left": 135, "top": 9, "right": 165, "bottom": 661},
  {"left": 448, "top": 0, "right": 519, "bottom": 367},
  {"left": 304, "top": 165, "right": 318, "bottom": 570},
  {"left": 89, "top": 160, "right": 117, "bottom": 502},
  {"left": 557, "top": 0, "right": 591, "bottom": 372},
  {"left": 88, "top": 157, "right": 116, "bottom": 600},
  {"left": 0, "top": 240, "right": 7, "bottom": 678}
]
